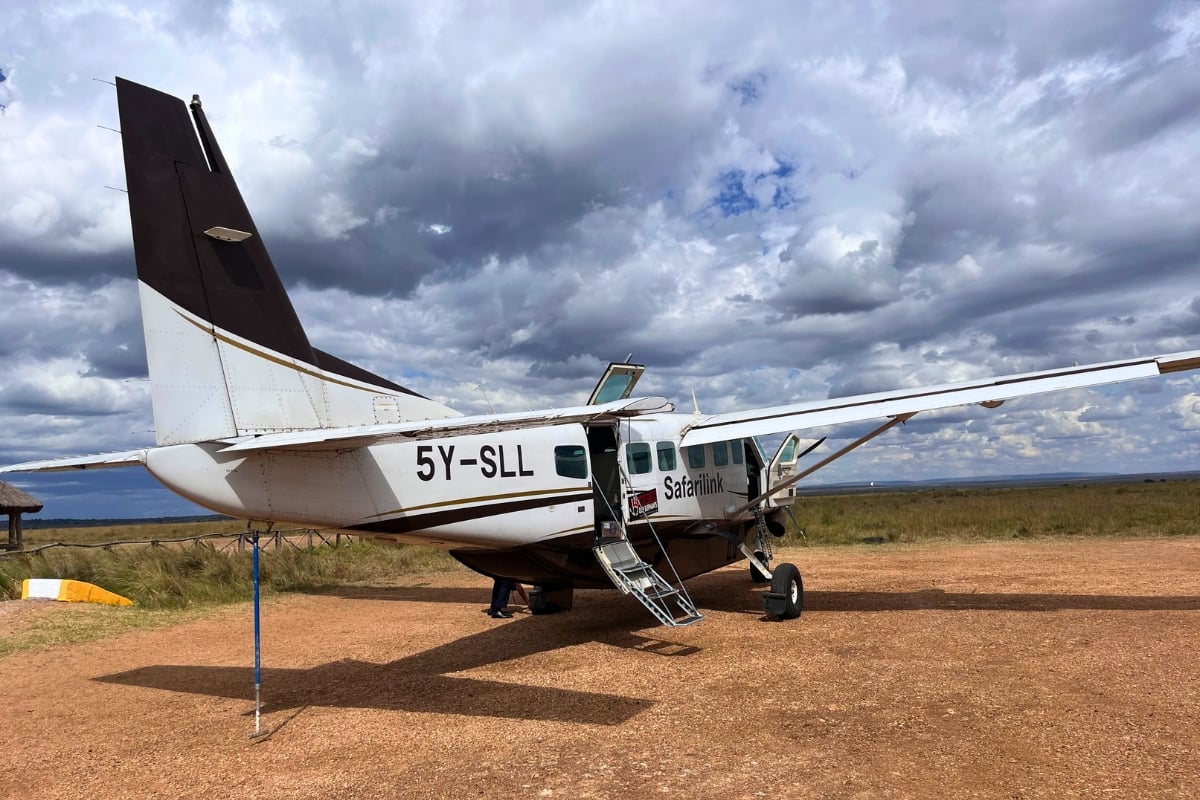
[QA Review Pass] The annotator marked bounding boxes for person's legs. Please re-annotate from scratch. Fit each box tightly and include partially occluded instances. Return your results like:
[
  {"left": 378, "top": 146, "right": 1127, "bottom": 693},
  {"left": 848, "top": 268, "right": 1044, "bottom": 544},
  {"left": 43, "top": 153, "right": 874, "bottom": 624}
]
[{"left": 488, "top": 578, "right": 515, "bottom": 618}]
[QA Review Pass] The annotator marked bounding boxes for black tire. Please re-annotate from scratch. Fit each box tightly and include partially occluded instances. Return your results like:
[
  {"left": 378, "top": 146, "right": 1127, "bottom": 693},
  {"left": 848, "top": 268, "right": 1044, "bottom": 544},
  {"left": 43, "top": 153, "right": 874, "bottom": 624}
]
[
  {"left": 529, "top": 586, "right": 552, "bottom": 614},
  {"left": 770, "top": 562, "right": 803, "bottom": 619},
  {"left": 749, "top": 550, "right": 770, "bottom": 584},
  {"left": 528, "top": 585, "right": 572, "bottom": 614}
]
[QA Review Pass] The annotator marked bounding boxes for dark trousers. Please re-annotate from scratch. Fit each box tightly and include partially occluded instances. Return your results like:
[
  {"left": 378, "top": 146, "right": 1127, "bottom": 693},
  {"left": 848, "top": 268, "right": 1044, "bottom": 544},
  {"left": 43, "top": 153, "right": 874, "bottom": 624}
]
[{"left": 489, "top": 578, "right": 515, "bottom": 612}]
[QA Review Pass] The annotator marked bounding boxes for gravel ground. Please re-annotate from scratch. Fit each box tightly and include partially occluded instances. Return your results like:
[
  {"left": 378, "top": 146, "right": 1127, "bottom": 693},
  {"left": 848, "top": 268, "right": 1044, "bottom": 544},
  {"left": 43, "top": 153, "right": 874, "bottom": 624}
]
[{"left": 2, "top": 537, "right": 1199, "bottom": 799}]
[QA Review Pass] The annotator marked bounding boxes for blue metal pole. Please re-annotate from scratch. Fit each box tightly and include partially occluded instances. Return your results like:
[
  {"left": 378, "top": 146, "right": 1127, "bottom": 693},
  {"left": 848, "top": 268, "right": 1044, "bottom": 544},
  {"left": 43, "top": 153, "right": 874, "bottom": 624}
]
[{"left": 252, "top": 531, "right": 262, "bottom": 736}]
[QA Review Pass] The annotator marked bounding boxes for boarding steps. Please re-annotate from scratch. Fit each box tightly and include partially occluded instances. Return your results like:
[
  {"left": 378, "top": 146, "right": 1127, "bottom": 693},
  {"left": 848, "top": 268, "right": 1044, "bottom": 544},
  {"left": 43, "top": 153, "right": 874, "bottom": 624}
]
[
  {"left": 752, "top": 505, "right": 773, "bottom": 563},
  {"left": 593, "top": 534, "right": 703, "bottom": 627}
]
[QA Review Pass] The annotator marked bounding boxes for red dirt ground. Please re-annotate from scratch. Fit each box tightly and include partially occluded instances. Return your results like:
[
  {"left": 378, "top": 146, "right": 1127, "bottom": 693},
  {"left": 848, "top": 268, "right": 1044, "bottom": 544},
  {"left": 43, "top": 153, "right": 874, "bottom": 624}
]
[{"left": 2, "top": 537, "right": 1199, "bottom": 799}]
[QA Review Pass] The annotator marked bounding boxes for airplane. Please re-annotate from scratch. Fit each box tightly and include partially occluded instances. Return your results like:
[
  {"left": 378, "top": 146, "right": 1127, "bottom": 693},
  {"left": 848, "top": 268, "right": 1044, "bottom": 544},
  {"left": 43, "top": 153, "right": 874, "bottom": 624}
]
[{"left": 3, "top": 77, "right": 1198, "bottom": 627}]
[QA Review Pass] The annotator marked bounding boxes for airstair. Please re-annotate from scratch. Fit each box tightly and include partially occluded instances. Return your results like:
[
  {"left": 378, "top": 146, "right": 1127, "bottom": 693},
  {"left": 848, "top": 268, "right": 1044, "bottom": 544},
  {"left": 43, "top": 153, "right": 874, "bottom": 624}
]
[{"left": 593, "top": 523, "right": 703, "bottom": 627}]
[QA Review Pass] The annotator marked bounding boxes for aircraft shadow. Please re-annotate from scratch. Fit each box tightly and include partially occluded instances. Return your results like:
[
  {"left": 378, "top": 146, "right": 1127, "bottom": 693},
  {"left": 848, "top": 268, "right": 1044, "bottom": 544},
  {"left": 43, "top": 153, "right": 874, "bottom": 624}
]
[
  {"left": 315, "top": 572, "right": 1200, "bottom": 618},
  {"left": 94, "top": 572, "right": 1195, "bottom": 722},
  {"left": 96, "top": 602, "right": 699, "bottom": 725},
  {"left": 317, "top": 585, "right": 500, "bottom": 605},
  {"left": 803, "top": 589, "right": 1200, "bottom": 613},
  {"left": 683, "top": 570, "right": 1200, "bottom": 615}
]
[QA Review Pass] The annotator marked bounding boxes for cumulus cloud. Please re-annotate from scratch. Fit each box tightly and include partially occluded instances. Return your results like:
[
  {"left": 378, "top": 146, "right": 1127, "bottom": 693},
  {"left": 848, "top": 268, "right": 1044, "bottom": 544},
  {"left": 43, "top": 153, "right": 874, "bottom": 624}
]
[
  {"left": 1172, "top": 393, "right": 1200, "bottom": 431},
  {"left": 1, "top": 0, "right": 1199, "bottom": 515}
]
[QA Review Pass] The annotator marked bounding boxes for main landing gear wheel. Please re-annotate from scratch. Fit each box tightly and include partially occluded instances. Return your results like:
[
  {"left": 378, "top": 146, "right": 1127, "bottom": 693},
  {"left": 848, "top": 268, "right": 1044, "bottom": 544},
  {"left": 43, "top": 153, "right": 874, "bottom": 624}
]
[
  {"left": 529, "top": 585, "right": 574, "bottom": 614},
  {"left": 762, "top": 562, "right": 803, "bottom": 620},
  {"left": 749, "top": 550, "right": 770, "bottom": 584}
]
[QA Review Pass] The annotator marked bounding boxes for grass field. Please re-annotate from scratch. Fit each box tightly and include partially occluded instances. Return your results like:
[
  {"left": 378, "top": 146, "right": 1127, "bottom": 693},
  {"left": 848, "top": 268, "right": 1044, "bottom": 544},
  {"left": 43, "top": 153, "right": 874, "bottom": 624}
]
[
  {"left": 3, "top": 480, "right": 1197, "bottom": 617},
  {"left": 1, "top": 480, "right": 1197, "bottom": 657},
  {"left": 783, "top": 480, "right": 1200, "bottom": 546},
  {"left": 0, "top": 538, "right": 459, "bottom": 655},
  {"left": 0, "top": 537, "right": 458, "bottom": 606}
]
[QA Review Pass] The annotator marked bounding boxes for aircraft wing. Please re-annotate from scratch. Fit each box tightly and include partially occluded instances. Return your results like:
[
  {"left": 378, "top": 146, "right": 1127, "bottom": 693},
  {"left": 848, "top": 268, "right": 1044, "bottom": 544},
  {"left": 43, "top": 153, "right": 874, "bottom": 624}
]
[
  {"left": 0, "top": 398, "right": 674, "bottom": 472},
  {"left": 216, "top": 395, "right": 675, "bottom": 454},
  {"left": 681, "top": 350, "right": 1200, "bottom": 447},
  {"left": 0, "top": 449, "right": 148, "bottom": 474}
]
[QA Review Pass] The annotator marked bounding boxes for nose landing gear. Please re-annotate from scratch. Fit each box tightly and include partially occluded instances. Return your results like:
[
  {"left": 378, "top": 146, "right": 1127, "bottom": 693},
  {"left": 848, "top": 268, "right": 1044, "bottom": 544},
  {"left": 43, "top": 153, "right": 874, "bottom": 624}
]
[{"left": 762, "top": 562, "right": 803, "bottom": 620}]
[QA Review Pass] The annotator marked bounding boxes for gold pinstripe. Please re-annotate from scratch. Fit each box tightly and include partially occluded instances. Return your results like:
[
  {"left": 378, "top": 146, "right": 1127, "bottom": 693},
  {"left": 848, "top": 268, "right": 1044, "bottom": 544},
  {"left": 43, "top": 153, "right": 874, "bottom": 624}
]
[
  {"left": 370, "top": 484, "right": 591, "bottom": 518},
  {"left": 174, "top": 309, "right": 389, "bottom": 395}
]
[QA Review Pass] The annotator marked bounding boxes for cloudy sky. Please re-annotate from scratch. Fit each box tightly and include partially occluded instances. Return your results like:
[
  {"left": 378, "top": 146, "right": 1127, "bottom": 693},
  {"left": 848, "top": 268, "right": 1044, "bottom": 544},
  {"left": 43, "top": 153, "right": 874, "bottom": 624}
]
[{"left": 2, "top": 0, "right": 1199, "bottom": 518}]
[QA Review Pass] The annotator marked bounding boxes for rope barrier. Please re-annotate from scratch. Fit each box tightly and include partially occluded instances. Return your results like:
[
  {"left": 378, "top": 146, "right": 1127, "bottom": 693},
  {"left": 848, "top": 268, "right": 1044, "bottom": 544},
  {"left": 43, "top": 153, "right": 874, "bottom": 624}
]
[{"left": 0, "top": 530, "right": 355, "bottom": 558}]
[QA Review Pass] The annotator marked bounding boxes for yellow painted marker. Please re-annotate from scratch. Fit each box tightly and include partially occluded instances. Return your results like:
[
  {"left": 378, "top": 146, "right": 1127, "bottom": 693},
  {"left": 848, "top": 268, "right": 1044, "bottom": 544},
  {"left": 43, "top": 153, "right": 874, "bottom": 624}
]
[{"left": 21, "top": 578, "right": 133, "bottom": 607}]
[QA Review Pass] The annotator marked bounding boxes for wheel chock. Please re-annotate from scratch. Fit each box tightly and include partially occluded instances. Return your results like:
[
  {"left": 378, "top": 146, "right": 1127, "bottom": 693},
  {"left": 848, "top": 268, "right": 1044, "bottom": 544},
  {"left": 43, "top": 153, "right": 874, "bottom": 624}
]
[{"left": 762, "top": 591, "right": 790, "bottom": 617}]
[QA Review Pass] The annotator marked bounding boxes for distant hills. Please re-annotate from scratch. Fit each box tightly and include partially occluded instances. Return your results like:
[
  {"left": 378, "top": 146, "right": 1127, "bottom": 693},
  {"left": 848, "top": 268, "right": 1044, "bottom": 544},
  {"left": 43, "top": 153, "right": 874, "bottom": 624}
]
[{"left": 23, "top": 514, "right": 234, "bottom": 530}]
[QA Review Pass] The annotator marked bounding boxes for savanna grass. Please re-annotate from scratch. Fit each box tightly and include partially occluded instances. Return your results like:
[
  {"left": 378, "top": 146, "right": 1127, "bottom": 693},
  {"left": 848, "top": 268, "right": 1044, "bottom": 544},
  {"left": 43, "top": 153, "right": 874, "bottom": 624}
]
[
  {"left": 4, "top": 481, "right": 1197, "bottom": 607},
  {"left": 0, "top": 540, "right": 459, "bottom": 606},
  {"left": 782, "top": 481, "right": 1200, "bottom": 546},
  {"left": 22, "top": 519, "right": 248, "bottom": 546},
  {"left": 0, "top": 539, "right": 457, "bottom": 657}
]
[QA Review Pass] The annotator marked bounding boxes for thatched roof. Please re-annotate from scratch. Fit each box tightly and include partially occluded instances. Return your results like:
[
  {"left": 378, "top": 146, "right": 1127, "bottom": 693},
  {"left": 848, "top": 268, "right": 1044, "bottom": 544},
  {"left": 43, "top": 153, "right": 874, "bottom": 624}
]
[{"left": 0, "top": 480, "right": 43, "bottom": 513}]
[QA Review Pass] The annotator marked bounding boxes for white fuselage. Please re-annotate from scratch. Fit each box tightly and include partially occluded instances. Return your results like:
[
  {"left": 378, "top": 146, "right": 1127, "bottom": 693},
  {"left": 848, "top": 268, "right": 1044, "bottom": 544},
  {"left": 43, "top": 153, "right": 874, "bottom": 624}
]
[{"left": 142, "top": 415, "right": 760, "bottom": 549}]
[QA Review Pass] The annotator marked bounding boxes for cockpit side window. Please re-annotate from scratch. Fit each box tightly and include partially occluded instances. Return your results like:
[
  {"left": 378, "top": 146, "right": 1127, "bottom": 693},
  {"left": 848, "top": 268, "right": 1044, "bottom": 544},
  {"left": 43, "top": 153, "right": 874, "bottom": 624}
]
[{"left": 554, "top": 445, "right": 588, "bottom": 479}]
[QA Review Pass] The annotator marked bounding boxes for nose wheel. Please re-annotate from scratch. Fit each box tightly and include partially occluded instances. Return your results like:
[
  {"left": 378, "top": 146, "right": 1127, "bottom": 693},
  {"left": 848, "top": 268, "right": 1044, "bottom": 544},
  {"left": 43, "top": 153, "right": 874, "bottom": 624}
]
[{"left": 762, "top": 562, "right": 803, "bottom": 620}]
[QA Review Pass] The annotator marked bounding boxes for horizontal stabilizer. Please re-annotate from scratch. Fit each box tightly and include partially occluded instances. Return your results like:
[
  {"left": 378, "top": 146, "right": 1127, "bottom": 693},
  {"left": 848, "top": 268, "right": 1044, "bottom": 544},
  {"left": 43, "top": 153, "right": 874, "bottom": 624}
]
[{"left": 0, "top": 449, "right": 147, "bottom": 474}]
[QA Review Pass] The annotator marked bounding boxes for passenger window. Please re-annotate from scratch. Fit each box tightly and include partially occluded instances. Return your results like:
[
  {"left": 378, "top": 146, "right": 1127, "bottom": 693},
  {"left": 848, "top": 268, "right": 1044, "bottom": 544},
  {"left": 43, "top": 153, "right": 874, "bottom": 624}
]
[
  {"left": 554, "top": 445, "right": 588, "bottom": 479},
  {"left": 656, "top": 442, "right": 677, "bottom": 471},
  {"left": 713, "top": 441, "right": 728, "bottom": 466},
  {"left": 731, "top": 439, "right": 743, "bottom": 465},
  {"left": 687, "top": 445, "right": 705, "bottom": 469},
  {"left": 626, "top": 442, "right": 652, "bottom": 475}
]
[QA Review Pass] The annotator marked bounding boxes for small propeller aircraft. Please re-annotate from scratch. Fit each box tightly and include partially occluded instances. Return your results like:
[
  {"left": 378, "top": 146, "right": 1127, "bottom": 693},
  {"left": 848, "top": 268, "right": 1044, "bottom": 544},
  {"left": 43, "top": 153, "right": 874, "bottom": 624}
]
[{"left": 4, "top": 79, "right": 1198, "bottom": 626}]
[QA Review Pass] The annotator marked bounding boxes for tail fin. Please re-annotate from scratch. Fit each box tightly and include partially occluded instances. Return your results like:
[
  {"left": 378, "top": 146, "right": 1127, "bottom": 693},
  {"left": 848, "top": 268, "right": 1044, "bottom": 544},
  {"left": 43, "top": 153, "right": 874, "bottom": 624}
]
[{"left": 116, "top": 78, "right": 458, "bottom": 445}]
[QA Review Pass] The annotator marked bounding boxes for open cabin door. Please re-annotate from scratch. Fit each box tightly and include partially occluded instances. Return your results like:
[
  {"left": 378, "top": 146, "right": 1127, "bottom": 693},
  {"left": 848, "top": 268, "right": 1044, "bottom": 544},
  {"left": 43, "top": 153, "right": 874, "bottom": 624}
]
[
  {"left": 765, "top": 433, "right": 804, "bottom": 507},
  {"left": 587, "top": 362, "right": 645, "bottom": 405},
  {"left": 585, "top": 424, "right": 622, "bottom": 527}
]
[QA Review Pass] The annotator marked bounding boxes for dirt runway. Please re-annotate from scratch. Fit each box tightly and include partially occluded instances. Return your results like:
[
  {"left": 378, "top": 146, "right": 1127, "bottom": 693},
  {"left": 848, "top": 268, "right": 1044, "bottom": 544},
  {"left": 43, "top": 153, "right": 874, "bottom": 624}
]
[{"left": 2, "top": 537, "right": 1199, "bottom": 799}]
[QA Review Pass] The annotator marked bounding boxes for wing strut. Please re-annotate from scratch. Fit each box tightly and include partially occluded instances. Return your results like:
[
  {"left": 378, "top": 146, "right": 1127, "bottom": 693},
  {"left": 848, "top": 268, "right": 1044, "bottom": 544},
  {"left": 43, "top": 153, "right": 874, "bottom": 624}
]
[{"left": 728, "top": 413, "right": 916, "bottom": 518}]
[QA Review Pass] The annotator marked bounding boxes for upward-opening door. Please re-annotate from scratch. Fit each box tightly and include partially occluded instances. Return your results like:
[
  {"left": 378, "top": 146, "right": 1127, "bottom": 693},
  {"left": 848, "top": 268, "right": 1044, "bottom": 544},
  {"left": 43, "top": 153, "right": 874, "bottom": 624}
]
[{"left": 587, "top": 362, "right": 645, "bottom": 405}]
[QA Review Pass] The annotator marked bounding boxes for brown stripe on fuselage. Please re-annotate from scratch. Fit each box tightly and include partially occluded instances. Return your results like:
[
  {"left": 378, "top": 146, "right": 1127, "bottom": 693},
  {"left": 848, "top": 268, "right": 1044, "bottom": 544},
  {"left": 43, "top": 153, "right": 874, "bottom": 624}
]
[
  {"left": 370, "top": 485, "right": 592, "bottom": 518},
  {"left": 349, "top": 491, "right": 595, "bottom": 535}
]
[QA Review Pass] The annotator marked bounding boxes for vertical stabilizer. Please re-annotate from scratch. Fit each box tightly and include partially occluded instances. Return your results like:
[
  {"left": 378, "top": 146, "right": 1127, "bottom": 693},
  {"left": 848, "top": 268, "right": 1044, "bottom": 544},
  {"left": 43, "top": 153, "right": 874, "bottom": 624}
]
[{"left": 116, "top": 78, "right": 459, "bottom": 445}]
